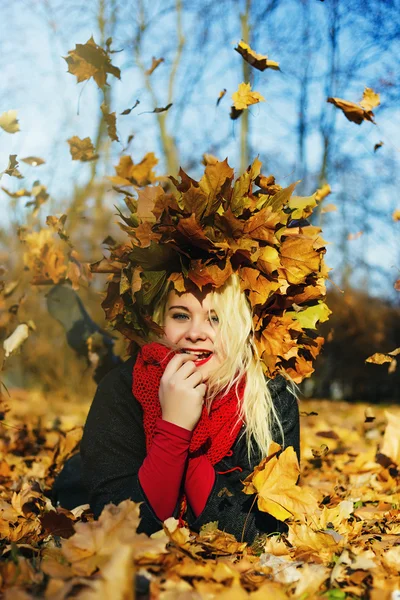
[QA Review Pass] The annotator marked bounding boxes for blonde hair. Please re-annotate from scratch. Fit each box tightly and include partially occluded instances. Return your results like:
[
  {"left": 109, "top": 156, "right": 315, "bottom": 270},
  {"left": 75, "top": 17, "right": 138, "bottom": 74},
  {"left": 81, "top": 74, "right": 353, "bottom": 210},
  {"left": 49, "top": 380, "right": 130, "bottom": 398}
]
[{"left": 152, "top": 273, "right": 289, "bottom": 462}]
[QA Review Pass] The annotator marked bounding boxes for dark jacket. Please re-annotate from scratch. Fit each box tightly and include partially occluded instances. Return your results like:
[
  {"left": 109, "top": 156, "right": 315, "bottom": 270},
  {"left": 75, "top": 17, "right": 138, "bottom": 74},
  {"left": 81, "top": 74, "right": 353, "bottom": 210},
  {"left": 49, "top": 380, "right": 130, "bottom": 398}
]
[{"left": 71, "top": 355, "right": 300, "bottom": 545}]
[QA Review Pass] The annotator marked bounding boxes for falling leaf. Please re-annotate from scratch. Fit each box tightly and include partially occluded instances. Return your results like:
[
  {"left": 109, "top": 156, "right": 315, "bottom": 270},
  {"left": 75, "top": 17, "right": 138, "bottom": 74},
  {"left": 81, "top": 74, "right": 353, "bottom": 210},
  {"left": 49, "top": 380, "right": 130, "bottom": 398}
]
[
  {"left": 392, "top": 209, "right": 400, "bottom": 222},
  {"left": 243, "top": 442, "right": 319, "bottom": 521},
  {"left": 327, "top": 87, "right": 380, "bottom": 125},
  {"left": 365, "top": 347, "right": 400, "bottom": 367},
  {"left": 216, "top": 89, "right": 227, "bottom": 106},
  {"left": 286, "top": 301, "right": 332, "bottom": 330},
  {"left": 374, "top": 141, "right": 384, "bottom": 152},
  {"left": 230, "top": 105, "right": 243, "bottom": 120},
  {"left": 359, "top": 87, "right": 380, "bottom": 112},
  {"left": 152, "top": 103, "right": 172, "bottom": 114},
  {"left": 232, "top": 82, "right": 265, "bottom": 110},
  {"left": 120, "top": 100, "right": 140, "bottom": 115},
  {"left": 234, "top": 40, "right": 280, "bottom": 71},
  {"left": 67, "top": 136, "right": 98, "bottom": 161},
  {"left": 145, "top": 56, "right": 164, "bottom": 75},
  {"left": 64, "top": 36, "right": 121, "bottom": 88},
  {"left": 20, "top": 156, "right": 45, "bottom": 166},
  {"left": 0, "top": 109, "right": 20, "bottom": 133},
  {"left": 109, "top": 153, "right": 158, "bottom": 187},
  {"left": 321, "top": 203, "right": 337, "bottom": 214},
  {"left": 100, "top": 103, "right": 119, "bottom": 142},
  {"left": 3, "top": 155, "right": 23, "bottom": 179},
  {"left": 315, "top": 183, "right": 331, "bottom": 201},
  {"left": 3, "top": 323, "right": 29, "bottom": 358},
  {"left": 395, "top": 279, "right": 400, "bottom": 291},
  {"left": 347, "top": 231, "right": 363, "bottom": 240}
]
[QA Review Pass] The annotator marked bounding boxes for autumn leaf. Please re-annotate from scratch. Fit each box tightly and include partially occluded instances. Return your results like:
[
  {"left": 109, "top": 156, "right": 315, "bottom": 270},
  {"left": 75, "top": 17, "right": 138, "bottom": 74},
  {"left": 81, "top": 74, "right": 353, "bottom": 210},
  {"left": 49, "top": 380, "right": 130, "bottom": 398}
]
[
  {"left": 232, "top": 83, "right": 265, "bottom": 110},
  {"left": 315, "top": 183, "right": 331, "bottom": 201},
  {"left": 0, "top": 109, "right": 20, "bottom": 133},
  {"left": 3, "top": 155, "right": 23, "bottom": 178},
  {"left": 23, "top": 228, "right": 67, "bottom": 284},
  {"left": 365, "top": 347, "right": 400, "bottom": 367},
  {"left": 239, "top": 267, "right": 280, "bottom": 306},
  {"left": 67, "top": 136, "right": 98, "bottom": 161},
  {"left": 20, "top": 156, "right": 45, "bottom": 166},
  {"left": 199, "top": 158, "right": 235, "bottom": 217},
  {"left": 374, "top": 141, "right": 384, "bottom": 152},
  {"left": 234, "top": 40, "right": 280, "bottom": 71},
  {"left": 392, "top": 209, "right": 400, "bottom": 222},
  {"left": 286, "top": 301, "right": 332, "bottom": 330},
  {"left": 120, "top": 100, "right": 140, "bottom": 115},
  {"left": 327, "top": 88, "right": 379, "bottom": 125},
  {"left": 109, "top": 153, "right": 158, "bottom": 187},
  {"left": 321, "top": 203, "right": 337, "bottom": 214},
  {"left": 64, "top": 36, "right": 121, "bottom": 88},
  {"left": 395, "top": 279, "right": 400, "bottom": 291},
  {"left": 279, "top": 234, "right": 324, "bottom": 285},
  {"left": 243, "top": 442, "right": 319, "bottom": 521},
  {"left": 145, "top": 56, "right": 164, "bottom": 75},
  {"left": 100, "top": 103, "right": 119, "bottom": 142},
  {"left": 150, "top": 103, "right": 173, "bottom": 114},
  {"left": 216, "top": 89, "right": 227, "bottom": 106}
]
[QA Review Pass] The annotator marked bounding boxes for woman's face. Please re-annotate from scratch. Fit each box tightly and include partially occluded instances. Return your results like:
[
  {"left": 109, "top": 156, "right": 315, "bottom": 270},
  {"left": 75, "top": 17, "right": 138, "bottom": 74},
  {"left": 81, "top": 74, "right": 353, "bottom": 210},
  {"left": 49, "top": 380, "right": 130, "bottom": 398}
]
[{"left": 163, "top": 288, "right": 222, "bottom": 380}]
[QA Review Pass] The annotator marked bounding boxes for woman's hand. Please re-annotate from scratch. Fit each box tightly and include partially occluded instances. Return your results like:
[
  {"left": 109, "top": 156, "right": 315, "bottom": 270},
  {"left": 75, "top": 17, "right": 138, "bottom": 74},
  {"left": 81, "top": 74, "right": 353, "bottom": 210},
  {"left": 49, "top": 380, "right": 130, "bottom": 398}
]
[{"left": 159, "top": 353, "right": 207, "bottom": 431}]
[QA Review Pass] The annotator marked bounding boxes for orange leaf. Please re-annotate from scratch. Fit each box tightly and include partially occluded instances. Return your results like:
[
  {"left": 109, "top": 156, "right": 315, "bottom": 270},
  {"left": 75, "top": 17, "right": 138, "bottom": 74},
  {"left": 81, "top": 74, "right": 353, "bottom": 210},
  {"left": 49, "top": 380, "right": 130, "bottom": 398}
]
[
  {"left": 239, "top": 267, "right": 280, "bottom": 306},
  {"left": 64, "top": 36, "right": 120, "bottom": 88},
  {"left": 67, "top": 136, "right": 98, "bottom": 161}
]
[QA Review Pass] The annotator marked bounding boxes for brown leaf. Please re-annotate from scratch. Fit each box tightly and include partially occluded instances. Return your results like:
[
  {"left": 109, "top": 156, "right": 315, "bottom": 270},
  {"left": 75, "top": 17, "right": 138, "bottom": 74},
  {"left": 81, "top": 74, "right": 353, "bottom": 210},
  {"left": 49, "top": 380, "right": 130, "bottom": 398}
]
[
  {"left": 67, "top": 136, "right": 98, "bottom": 161},
  {"left": 110, "top": 153, "right": 158, "bottom": 187},
  {"left": 64, "top": 36, "right": 121, "bottom": 88},
  {"left": 243, "top": 206, "right": 280, "bottom": 244},
  {"left": 327, "top": 95, "right": 376, "bottom": 125},
  {"left": 234, "top": 40, "right": 280, "bottom": 71},
  {"left": 239, "top": 267, "right": 280, "bottom": 306},
  {"left": 216, "top": 89, "right": 227, "bottom": 106},
  {"left": 4, "top": 154, "right": 23, "bottom": 178},
  {"left": 100, "top": 103, "right": 119, "bottom": 142},
  {"left": 199, "top": 158, "right": 235, "bottom": 217}
]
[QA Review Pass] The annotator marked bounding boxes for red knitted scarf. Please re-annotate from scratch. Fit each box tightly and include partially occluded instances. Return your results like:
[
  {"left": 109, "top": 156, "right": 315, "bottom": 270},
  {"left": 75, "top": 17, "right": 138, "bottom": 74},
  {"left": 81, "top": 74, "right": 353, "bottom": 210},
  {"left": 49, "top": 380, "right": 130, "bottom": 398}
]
[{"left": 132, "top": 342, "right": 246, "bottom": 465}]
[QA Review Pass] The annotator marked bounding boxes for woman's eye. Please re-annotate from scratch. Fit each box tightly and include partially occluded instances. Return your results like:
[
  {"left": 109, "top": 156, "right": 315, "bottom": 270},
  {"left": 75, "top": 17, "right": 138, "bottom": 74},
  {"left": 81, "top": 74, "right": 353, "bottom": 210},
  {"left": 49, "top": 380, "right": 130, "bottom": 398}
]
[
  {"left": 172, "top": 313, "right": 189, "bottom": 320},
  {"left": 210, "top": 316, "right": 219, "bottom": 324}
]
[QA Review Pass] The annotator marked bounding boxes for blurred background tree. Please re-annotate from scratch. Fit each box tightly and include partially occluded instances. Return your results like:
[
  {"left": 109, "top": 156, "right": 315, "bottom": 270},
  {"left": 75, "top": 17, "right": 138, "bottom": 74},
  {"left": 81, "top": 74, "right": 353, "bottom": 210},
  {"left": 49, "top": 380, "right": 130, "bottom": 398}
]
[{"left": 0, "top": 0, "right": 399, "bottom": 402}]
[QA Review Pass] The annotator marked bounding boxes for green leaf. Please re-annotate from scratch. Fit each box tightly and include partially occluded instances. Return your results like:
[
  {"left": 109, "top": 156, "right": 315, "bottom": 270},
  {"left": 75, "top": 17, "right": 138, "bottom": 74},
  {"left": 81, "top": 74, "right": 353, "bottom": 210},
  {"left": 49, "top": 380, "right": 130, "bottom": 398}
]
[
  {"left": 287, "top": 302, "right": 332, "bottom": 330},
  {"left": 136, "top": 270, "right": 167, "bottom": 305},
  {"left": 129, "top": 241, "right": 180, "bottom": 271}
]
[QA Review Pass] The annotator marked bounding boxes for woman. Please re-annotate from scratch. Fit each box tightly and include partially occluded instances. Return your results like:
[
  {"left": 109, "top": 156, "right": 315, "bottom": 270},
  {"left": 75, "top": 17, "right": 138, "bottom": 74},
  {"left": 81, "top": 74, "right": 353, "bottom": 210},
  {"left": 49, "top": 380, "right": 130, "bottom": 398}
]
[{"left": 80, "top": 273, "right": 300, "bottom": 544}]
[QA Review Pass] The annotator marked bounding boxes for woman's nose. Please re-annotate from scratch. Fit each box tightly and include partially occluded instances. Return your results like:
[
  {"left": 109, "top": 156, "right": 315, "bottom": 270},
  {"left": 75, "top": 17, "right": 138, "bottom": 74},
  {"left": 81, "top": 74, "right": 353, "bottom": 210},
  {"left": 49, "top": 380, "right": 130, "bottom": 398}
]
[{"left": 185, "top": 323, "right": 207, "bottom": 341}]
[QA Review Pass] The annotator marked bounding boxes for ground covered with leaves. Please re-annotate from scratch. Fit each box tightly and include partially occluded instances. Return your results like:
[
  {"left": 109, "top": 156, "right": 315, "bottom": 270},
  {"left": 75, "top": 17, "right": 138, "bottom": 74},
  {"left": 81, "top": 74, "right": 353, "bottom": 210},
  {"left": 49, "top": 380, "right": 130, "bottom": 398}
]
[{"left": 0, "top": 391, "right": 399, "bottom": 600}]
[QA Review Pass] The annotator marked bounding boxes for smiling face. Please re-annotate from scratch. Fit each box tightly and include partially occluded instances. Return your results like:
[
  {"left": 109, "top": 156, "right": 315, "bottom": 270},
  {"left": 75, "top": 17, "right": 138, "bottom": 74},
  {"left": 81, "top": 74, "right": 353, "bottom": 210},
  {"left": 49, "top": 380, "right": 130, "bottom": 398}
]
[{"left": 163, "top": 288, "right": 223, "bottom": 380}]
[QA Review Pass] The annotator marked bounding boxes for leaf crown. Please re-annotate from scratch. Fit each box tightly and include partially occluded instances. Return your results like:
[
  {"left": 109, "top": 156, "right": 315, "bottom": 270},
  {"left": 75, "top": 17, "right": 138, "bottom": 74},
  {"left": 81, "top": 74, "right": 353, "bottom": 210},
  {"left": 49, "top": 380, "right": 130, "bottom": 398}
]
[{"left": 94, "top": 157, "right": 331, "bottom": 383}]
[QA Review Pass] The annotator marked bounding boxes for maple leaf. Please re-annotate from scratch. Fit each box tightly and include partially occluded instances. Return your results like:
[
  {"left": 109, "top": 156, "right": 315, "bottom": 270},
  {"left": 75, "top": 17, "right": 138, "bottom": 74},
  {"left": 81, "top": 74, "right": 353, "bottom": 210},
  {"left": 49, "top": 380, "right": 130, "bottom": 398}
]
[
  {"left": 232, "top": 82, "right": 265, "bottom": 110},
  {"left": 287, "top": 523, "right": 342, "bottom": 562},
  {"left": 365, "top": 347, "right": 400, "bottom": 374},
  {"left": 64, "top": 36, "right": 121, "bottom": 88},
  {"left": 239, "top": 267, "right": 280, "bottom": 306},
  {"left": 109, "top": 153, "right": 158, "bottom": 187},
  {"left": 100, "top": 103, "right": 119, "bottom": 142},
  {"left": 234, "top": 40, "right": 280, "bottom": 71},
  {"left": 286, "top": 301, "right": 332, "bottom": 330},
  {"left": 392, "top": 209, "right": 400, "bottom": 221},
  {"left": 199, "top": 158, "right": 235, "bottom": 217},
  {"left": 67, "top": 136, "right": 98, "bottom": 161},
  {"left": 23, "top": 229, "right": 67, "bottom": 284},
  {"left": 188, "top": 259, "right": 233, "bottom": 290},
  {"left": 327, "top": 87, "right": 379, "bottom": 125},
  {"left": 243, "top": 442, "right": 319, "bottom": 521},
  {"left": 279, "top": 234, "right": 324, "bottom": 285},
  {"left": 315, "top": 183, "right": 331, "bottom": 201},
  {"left": 145, "top": 56, "right": 164, "bottom": 75},
  {"left": 0, "top": 109, "right": 20, "bottom": 133},
  {"left": 243, "top": 205, "right": 281, "bottom": 244}
]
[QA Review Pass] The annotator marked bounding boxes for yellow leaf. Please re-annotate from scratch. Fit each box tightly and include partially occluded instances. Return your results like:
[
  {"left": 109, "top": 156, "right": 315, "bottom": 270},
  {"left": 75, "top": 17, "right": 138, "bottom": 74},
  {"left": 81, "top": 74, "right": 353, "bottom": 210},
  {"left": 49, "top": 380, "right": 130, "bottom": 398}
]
[
  {"left": 0, "top": 109, "right": 20, "bottom": 133},
  {"left": 315, "top": 183, "right": 331, "bottom": 201},
  {"left": 359, "top": 86, "right": 380, "bottom": 111},
  {"left": 64, "top": 36, "right": 120, "bottom": 88},
  {"left": 67, "top": 136, "right": 98, "bottom": 162},
  {"left": 232, "top": 82, "right": 265, "bottom": 110},
  {"left": 243, "top": 444, "right": 319, "bottom": 521},
  {"left": 286, "top": 301, "right": 332, "bottom": 330},
  {"left": 392, "top": 209, "right": 400, "bottom": 222},
  {"left": 235, "top": 40, "right": 280, "bottom": 71}
]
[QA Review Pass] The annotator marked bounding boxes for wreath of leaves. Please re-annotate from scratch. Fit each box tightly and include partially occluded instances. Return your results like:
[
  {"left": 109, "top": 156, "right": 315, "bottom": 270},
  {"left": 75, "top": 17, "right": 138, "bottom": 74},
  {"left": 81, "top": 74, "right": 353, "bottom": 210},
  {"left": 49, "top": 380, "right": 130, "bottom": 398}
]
[{"left": 93, "top": 157, "right": 331, "bottom": 383}]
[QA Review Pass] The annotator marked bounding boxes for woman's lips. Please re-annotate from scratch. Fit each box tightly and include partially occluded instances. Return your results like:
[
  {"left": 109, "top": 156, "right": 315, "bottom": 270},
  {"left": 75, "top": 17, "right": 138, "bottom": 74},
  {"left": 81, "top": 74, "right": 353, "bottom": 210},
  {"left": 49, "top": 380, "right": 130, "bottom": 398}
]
[{"left": 194, "top": 354, "right": 213, "bottom": 366}]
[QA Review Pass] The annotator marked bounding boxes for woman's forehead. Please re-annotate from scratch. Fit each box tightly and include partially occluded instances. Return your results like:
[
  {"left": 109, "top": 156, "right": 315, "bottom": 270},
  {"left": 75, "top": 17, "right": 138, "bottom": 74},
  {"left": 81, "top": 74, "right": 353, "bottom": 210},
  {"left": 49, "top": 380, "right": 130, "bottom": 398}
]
[{"left": 166, "top": 288, "right": 214, "bottom": 310}]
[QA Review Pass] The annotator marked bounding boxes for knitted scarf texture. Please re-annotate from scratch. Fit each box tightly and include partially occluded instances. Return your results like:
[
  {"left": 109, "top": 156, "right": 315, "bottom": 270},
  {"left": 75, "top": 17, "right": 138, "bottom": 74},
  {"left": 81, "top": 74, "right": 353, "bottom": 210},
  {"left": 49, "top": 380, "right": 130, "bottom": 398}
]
[{"left": 132, "top": 342, "right": 246, "bottom": 465}]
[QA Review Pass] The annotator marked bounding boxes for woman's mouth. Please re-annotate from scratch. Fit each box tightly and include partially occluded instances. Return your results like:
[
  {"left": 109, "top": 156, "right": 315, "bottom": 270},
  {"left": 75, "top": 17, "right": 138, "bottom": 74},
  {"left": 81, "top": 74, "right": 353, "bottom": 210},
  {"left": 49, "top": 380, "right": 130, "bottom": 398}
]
[{"left": 180, "top": 349, "right": 213, "bottom": 366}]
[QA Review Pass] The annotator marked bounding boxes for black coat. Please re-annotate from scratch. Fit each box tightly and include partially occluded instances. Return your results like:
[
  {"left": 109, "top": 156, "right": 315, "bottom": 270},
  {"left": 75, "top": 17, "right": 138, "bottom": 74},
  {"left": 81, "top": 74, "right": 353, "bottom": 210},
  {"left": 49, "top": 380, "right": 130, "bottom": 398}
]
[{"left": 54, "top": 356, "right": 300, "bottom": 545}]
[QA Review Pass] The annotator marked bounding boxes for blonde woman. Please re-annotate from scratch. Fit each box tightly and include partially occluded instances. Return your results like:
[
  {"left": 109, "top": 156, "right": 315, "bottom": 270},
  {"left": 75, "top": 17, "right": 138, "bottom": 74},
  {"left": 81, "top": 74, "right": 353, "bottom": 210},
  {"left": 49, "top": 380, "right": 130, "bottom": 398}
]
[{"left": 80, "top": 273, "right": 300, "bottom": 544}]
